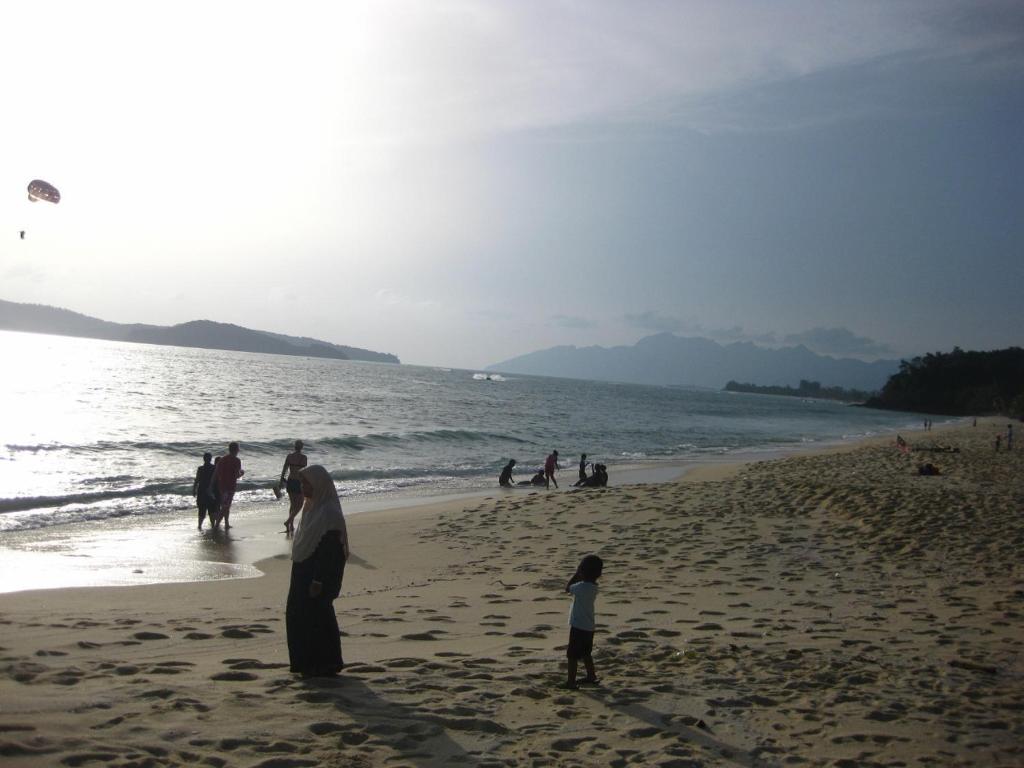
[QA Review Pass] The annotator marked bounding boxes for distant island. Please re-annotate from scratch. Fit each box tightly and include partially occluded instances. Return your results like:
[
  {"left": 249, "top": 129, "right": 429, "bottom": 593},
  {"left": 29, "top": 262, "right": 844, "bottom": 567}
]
[
  {"left": 865, "top": 347, "right": 1023, "bottom": 417},
  {"left": 724, "top": 379, "right": 874, "bottom": 403},
  {"left": 0, "top": 299, "right": 400, "bottom": 364},
  {"left": 488, "top": 332, "right": 899, "bottom": 391}
]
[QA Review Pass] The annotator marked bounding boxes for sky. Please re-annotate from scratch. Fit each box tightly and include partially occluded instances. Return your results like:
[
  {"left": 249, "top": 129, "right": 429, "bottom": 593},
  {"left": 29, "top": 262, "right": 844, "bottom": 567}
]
[{"left": 1, "top": 1, "right": 1021, "bottom": 369}]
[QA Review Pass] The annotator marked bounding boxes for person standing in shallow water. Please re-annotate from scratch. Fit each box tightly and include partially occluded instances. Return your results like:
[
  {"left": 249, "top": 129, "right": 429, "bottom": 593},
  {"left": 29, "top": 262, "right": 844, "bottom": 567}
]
[
  {"left": 192, "top": 452, "right": 216, "bottom": 530},
  {"left": 280, "top": 440, "right": 308, "bottom": 535},
  {"left": 286, "top": 465, "right": 348, "bottom": 677},
  {"left": 213, "top": 442, "right": 244, "bottom": 529}
]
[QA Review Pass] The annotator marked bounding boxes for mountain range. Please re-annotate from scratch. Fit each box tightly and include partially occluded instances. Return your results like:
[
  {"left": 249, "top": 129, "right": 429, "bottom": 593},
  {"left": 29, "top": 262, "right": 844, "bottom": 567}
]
[
  {"left": 487, "top": 332, "right": 899, "bottom": 391},
  {"left": 0, "top": 299, "right": 399, "bottom": 364}
]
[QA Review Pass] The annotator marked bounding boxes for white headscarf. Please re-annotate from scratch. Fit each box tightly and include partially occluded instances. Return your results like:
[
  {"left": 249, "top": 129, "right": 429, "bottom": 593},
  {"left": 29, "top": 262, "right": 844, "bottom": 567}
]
[{"left": 291, "top": 465, "right": 348, "bottom": 562}]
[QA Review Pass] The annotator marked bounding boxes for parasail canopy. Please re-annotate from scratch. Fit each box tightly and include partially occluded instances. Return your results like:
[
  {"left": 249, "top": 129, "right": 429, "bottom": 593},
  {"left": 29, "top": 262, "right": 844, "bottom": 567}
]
[{"left": 27, "top": 179, "right": 60, "bottom": 204}]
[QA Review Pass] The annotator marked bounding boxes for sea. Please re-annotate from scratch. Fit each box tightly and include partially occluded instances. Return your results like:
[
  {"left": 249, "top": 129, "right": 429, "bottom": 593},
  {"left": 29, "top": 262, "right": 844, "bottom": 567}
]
[{"left": 0, "top": 329, "right": 937, "bottom": 591}]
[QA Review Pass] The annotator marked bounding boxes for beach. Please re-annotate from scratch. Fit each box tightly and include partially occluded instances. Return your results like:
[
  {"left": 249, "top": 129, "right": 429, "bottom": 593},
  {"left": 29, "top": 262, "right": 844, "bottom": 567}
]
[{"left": 1, "top": 419, "right": 1021, "bottom": 767}]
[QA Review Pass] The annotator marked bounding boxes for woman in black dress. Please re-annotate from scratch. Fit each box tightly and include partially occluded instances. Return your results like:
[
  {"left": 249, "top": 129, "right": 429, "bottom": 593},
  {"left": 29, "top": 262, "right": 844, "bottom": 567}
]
[{"left": 286, "top": 465, "right": 349, "bottom": 677}]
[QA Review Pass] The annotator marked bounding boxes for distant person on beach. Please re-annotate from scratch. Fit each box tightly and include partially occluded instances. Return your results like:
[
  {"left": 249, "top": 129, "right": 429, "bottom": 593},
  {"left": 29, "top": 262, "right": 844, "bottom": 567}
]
[
  {"left": 498, "top": 459, "right": 516, "bottom": 487},
  {"left": 213, "top": 442, "right": 244, "bottom": 529},
  {"left": 565, "top": 554, "right": 603, "bottom": 689},
  {"left": 995, "top": 434, "right": 1002, "bottom": 452},
  {"left": 286, "top": 465, "right": 348, "bottom": 677},
  {"left": 545, "top": 450, "right": 560, "bottom": 489},
  {"left": 574, "top": 454, "right": 589, "bottom": 486},
  {"left": 280, "top": 440, "right": 308, "bottom": 535},
  {"left": 1008, "top": 424, "right": 1014, "bottom": 451},
  {"left": 580, "top": 463, "right": 609, "bottom": 487},
  {"left": 192, "top": 452, "right": 217, "bottom": 530},
  {"left": 518, "top": 470, "right": 546, "bottom": 487}
]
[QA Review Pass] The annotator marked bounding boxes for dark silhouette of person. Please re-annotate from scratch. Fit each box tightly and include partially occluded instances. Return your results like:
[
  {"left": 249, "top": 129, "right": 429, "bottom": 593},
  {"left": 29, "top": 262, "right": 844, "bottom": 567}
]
[
  {"left": 518, "top": 470, "right": 547, "bottom": 487},
  {"left": 575, "top": 453, "right": 589, "bottom": 486},
  {"left": 213, "top": 441, "right": 244, "bottom": 529},
  {"left": 286, "top": 465, "right": 348, "bottom": 677},
  {"left": 545, "top": 450, "right": 560, "bottom": 489},
  {"left": 499, "top": 459, "right": 516, "bottom": 487},
  {"left": 281, "top": 439, "right": 309, "bottom": 535},
  {"left": 192, "top": 452, "right": 216, "bottom": 530}
]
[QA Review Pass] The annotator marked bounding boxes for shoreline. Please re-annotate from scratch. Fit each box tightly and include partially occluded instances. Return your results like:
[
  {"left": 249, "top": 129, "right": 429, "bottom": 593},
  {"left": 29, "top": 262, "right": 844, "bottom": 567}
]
[
  {"left": 0, "top": 417, "right": 1019, "bottom": 766},
  {"left": 0, "top": 424, "right": 939, "bottom": 595}
]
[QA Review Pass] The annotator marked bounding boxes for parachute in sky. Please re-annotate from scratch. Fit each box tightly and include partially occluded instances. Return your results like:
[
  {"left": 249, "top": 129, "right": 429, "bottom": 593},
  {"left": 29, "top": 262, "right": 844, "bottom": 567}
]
[{"left": 27, "top": 179, "right": 60, "bottom": 204}]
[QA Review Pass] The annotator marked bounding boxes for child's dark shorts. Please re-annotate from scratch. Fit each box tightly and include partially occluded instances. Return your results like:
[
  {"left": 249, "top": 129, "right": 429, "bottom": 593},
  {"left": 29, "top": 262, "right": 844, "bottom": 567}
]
[{"left": 566, "top": 627, "right": 594, "bottom": 660}]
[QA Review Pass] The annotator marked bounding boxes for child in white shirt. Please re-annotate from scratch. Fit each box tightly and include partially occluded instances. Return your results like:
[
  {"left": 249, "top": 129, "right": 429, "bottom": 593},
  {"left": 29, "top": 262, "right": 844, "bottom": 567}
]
[{"left": 565, "top": 554, "right": 603, "bottom": 689}]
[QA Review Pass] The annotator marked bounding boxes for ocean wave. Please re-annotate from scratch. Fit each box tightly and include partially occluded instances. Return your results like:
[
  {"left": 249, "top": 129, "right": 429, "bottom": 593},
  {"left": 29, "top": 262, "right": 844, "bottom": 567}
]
[
  {"left": 4, "top": 428, "right": 535, "bottom": 458},
  {"left": 0, "top": 480, "right": 193, "bottom": 513}
]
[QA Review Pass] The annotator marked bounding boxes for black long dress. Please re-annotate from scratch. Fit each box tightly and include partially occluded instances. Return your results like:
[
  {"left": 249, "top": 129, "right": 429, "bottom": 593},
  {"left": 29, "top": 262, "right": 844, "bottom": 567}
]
[{"left": 286, "top": 529, "right": 346, "bottom": 676}]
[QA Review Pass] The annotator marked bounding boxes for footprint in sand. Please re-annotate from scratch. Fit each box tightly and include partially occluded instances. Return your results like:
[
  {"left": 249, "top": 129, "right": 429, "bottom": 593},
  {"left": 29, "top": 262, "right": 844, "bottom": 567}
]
[
  {"left": 401, "top": 630, "right": 447, "bottom": 641},
  {"left": 132, "top": 632, "right": 169, "bottom": 641},
  {"left": 210, "top": 671, "right": 259, "bottom": 682}
]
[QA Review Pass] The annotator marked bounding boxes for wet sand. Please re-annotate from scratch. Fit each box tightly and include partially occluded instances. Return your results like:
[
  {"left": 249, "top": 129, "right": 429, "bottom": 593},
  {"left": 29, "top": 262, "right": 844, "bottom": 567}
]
[{"left": 0, "top": 418, "right": 1021, "bottom": 766}]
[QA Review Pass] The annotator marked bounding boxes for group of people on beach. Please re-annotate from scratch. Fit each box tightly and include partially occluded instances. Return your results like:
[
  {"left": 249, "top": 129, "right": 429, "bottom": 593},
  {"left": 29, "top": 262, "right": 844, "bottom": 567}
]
[
  {"left": 189, "top": 441, "right": 606, "bottom": 684},
  {"left": 191, "top": 440, "right": 312, "bottom": 533},
  {"left": 190, "top": 441, "right": 245, "bottom": 530},
  {"left": 498, "top": 451, "right": 608, "bottom": 490},
  {"left": 192, "top": 440, "right": 350, "bottom": 677}
]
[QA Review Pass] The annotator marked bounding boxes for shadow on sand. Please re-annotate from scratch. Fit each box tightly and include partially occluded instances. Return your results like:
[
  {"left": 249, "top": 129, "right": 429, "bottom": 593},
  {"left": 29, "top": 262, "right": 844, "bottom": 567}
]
[
  {"left": 581, "top": 690, "right": 774, "bottom": 768},
  {"left": 288, "top": 673, "right": 486, "bottom": 767}
]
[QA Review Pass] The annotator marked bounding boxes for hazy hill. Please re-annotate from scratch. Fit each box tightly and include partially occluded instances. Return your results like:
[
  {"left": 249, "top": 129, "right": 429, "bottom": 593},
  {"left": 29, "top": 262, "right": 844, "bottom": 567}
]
[
  {"left": 487, "top": 332, "right": 898, "bottom": 390},
  {"left": 0, "top": 299, "right": 400, "bottom": 364}
]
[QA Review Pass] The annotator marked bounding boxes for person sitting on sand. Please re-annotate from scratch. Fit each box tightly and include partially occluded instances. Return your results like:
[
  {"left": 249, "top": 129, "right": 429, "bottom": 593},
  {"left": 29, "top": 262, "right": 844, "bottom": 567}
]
[
  {"left": 498, "top": 459, "right": 517, "bottom": 487},
  {"left": 573, "top": 453, "right": 589, "bottom": 486},
  {"left": 286, "top": 465, "right": 349, "bottom": 678},
  {"left": 565, "top": 554, "right": 603, "bottom": 689},
  {"left": 518, "top": 470, "right": 547, "bottom": 487},
  {"left": 280, "top": 440, "right": 308, "bottom": 536},
  {"left": 917, "top": 463, "right": 941, "bottom": 476},
  {"left": 579, "top": 463, "right": 609, "bottom": 488}
]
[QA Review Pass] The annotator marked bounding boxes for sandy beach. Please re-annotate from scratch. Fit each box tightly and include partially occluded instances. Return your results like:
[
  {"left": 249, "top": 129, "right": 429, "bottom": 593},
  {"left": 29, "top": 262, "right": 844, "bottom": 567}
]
[{"left": 1, "top": 418, "right": 1021, "bottom": 767}]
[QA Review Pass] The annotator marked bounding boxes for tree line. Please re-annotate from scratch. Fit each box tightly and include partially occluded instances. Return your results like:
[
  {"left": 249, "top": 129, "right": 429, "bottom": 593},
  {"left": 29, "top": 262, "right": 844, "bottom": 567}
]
[{"left": 864, "top": 347, "right": 1024, "bottom": 417}]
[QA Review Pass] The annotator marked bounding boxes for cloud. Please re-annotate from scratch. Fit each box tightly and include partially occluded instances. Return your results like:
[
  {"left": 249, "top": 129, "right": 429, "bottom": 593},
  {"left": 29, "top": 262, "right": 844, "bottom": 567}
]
[
  {"left": 624, "top": 311, "right": 686, "bottom": 333},
  {"left": 373, "top": 288, "right": 441, "bottom": 311},
  {"left": 625, "top": 313, "right": 779, "bottom": 346},
  {"left": 549, "top": 314, "right": 595, "bottom": 329},
  {"left": 783, "top": 327, "right": 893, "bottom": 357}
]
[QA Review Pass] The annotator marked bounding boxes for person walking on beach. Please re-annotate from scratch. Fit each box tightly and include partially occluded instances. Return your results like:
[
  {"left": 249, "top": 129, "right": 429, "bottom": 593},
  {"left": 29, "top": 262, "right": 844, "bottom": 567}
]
[
  {"left": 280, "top": 440, "right": 308, "bottom": 535},
  {"left": 286, "top": 465, "right": 348, "bottom": 677},
  {"left": 498, "top": 459, "right": 516, "bottom": 487},
  {"left": 565, "top": 554, "right": 603, "bottom": 689},
  {"left": 545, "top": 450, "right": 560, "bottom": 489},
  {"left": 192, "top": 452, "right": 217, "bottom": 531},
  {"left": 213, "top": 441, "right": 244, "bottom": 529}
]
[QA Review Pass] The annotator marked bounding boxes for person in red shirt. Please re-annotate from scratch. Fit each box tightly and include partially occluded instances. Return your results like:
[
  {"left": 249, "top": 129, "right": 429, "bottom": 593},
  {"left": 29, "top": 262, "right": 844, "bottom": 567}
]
[
  {"left": 544, "top": 450, "right": 560, "bottom": 489},
  {"left": 213, "top": 441, "right": 244, "bottom": 529}
]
